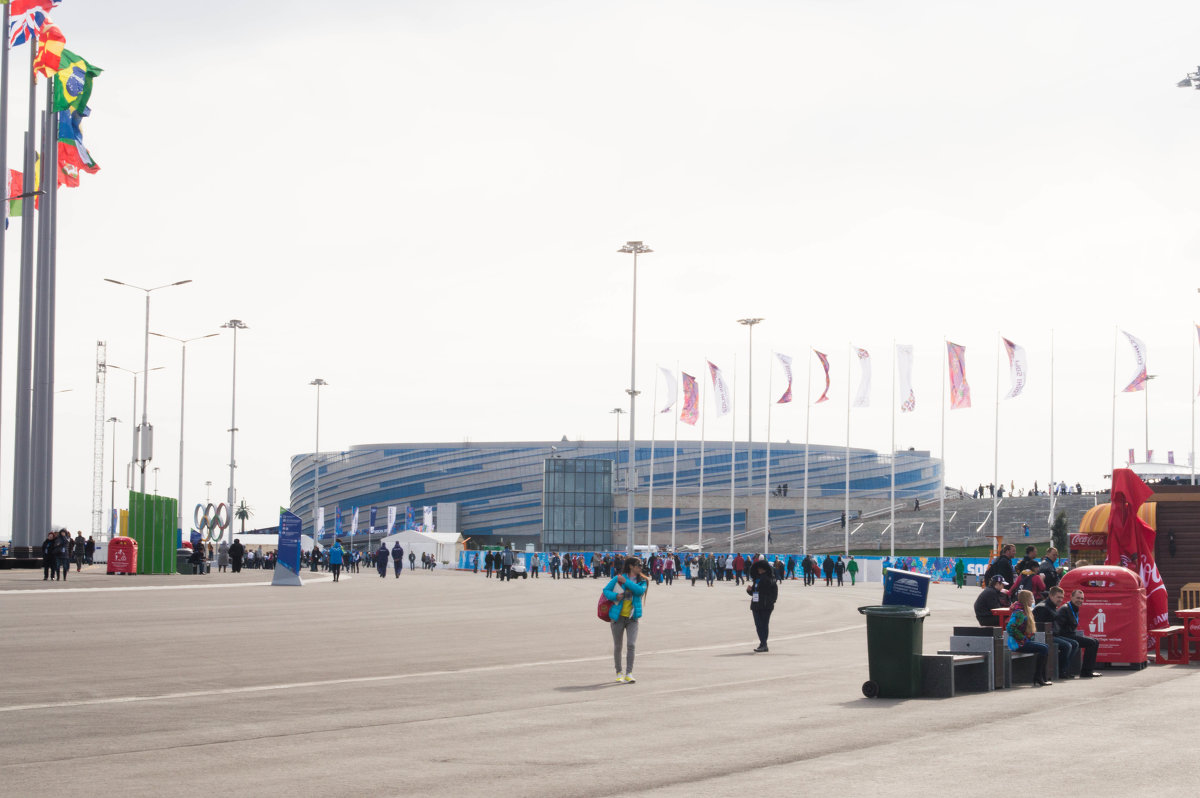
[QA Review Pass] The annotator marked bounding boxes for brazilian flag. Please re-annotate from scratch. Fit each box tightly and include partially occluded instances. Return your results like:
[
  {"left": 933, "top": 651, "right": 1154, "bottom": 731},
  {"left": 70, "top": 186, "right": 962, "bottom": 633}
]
[{"left": 53, "top": 49, "right": 102, "bottom": 114}]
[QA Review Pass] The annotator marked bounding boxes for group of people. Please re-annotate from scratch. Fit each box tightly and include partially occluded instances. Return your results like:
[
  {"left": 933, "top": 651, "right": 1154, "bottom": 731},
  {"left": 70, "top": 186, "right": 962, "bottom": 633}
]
[
  {"left": 972, "top": 543, "right": 1100, "bottom": 685},
  {"left": 40, "top": 530, "right": 95, "bottom": 580}
]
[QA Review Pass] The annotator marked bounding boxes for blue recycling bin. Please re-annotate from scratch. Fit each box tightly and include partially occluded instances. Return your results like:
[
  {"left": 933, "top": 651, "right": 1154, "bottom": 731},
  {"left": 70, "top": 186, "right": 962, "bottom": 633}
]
[{"left": 882, "top": 568, "right": 931, "bottom": 608}]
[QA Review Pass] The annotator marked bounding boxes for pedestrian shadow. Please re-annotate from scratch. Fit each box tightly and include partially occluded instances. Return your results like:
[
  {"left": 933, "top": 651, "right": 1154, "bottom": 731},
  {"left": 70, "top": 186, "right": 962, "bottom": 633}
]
[
  {"left": 554, "top": 683, "right": 624, "bottom": 693},
  {"left": 715, "top": 652, "right": 758, "bottom": 657}
]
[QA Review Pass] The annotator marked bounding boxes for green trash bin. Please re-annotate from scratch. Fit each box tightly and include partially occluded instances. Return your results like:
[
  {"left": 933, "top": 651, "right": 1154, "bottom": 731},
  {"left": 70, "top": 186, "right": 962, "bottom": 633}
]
[{"left": 858, "top": 605, "right": 931, "bottom": 698}]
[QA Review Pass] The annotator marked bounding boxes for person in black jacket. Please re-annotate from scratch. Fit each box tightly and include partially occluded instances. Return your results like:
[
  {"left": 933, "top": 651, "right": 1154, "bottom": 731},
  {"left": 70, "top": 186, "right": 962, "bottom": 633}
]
[
  {"left": 1054, "top": 589, "right": 1101, "bottom": 678},
  {"left": 484, "top": 551, "right": 495, "bottom": 578},
  {"left": 54, "top": 530, "right": 72, "bottom": 581},
  {"left": 1038, "top": 547, "right": 1061, "bottom": 590},
  {"left": 41, "top": 532, "right": 57, "bottom": 580},
  {"left": 982, "top": 544, "right": 1016, "bottom": 587},
  {"left": 228, "top": 539, "right": 245, "bottom": 573},
  {"left": 973, "top": 576, "right": 1010, "bottom": 625},
  {"left": 391, "top": 542, "right": 404, "bottom": 578},
  {"left": 747, "top": 558, "right": 779, "bottom": 653},
  {"left": 1034, "top": 586, "right": 1077, "bottom": 677},
  {"left": 188, "top": 544, "right": 206, "bottom": 575}
]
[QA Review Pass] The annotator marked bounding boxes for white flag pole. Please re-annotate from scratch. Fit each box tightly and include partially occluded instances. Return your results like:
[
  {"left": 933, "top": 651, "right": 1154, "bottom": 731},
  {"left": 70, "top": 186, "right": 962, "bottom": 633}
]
[
  {"left": 730, "top": 355, "right": 737, "bottom": 554},
  {"left": 844, "top": 344, "right": 851, "bottom": 557},
  {"left": 672, "top": 362, "right": 680, "bottom": 549},
  {"left": 803, "top": 349, "right": 812, "bottom": 557},
  {"left": 1049, "top": 329, "right": 1057, "bottom": 524},
  {"left": 939, "top": 338, "right": 946, "bottom": 559},
  {"left": 890, "top": 340, "right": 896, "bottom": 559},
  {"left": 764, "top": 350, "right": 773, "bottom": 555},
  {"left": 1111, "top": 326, "right": 1118, "bottom": 477},
  {"left": 993, "top": 334, "right": 1000, "bottom": 545},
  {"left": 1192, "top": 325, "right": 1196, "bottom": 486},
  {"left": 700, "top": 360, "right": 707, "bottom": 552},
  {"left": 648, "top": 366, "right": 658, "bottom": 551}
]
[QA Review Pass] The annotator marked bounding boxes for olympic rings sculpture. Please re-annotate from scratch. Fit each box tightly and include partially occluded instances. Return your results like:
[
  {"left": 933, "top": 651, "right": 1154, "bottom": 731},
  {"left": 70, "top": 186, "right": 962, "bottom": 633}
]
[{"left": 194, "top": 502, "right": 231, "bottom": 543}]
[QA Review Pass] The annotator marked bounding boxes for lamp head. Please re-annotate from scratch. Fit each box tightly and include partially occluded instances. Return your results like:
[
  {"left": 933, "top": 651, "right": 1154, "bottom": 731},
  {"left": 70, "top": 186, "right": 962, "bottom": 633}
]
[{"left": 617, "top": 241, "right": 653, "bottom": 255}]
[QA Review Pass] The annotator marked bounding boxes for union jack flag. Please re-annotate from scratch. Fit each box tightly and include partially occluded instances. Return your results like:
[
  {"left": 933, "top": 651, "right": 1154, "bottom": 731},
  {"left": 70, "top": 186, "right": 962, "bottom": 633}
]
[{"left": 9, "top": 1, "right": 60, "bottom": 48}]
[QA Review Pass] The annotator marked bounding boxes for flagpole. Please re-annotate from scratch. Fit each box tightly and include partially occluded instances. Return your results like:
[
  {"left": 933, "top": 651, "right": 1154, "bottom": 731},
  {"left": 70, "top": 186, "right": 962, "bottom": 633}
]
[
  {"left": 730, "top": 354, "right": 737, "bottom": 554},
  {"left": 1050, "top": 329, "right": 1056, "bottom": 525},
  {"left": 671, "top": 361, "right": 679, "bottom": 549},
  {"left": 803, "top": 349, "right": 811, "bottom": 557},
  {"left": 700, "top": 359, "right": 707, "bottom": 552},
  {"left": 1111, "top": 326, "right": 1118, "bottom": 477},
  {"left": 648, "top": 366, "right": 658, "bottom": 551},
  {"left": 939, "top": 338, "right": 946, "bottom": 559},
  {"left": 993, "top": 334, "right": 1000, "bottom": 544},
  {"left": 1192, "top": 324, "right": 1196, "bottom": 486},
  {"left": 844, "top": 344, "right": 850, "bottom": 557},
  {"left": 0, "top": 4, "right": 9, "bottom": 535},
  {"left": 890, "top": 340, "right": 896, "bottom": 559},
  {"left": 764, "top": 350, "right": 773, "bottom": 555}
]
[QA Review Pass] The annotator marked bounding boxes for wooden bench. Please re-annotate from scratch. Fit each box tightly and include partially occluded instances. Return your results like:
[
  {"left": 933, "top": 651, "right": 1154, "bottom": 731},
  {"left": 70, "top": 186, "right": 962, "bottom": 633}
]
[
  {"left": 1150, "top": 625, "right": 1189, "bottom": 665},
  {"left": 922, "top": 653, "right": 991, "bottom": 698}
]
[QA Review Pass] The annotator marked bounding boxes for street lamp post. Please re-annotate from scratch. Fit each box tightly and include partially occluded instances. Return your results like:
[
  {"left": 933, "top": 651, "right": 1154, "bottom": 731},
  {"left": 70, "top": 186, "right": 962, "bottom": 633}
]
[
  {"left": 153, "top": 467, "right": 160, "bottom": 495},
  {"left": 737, "top": 318, "right": 763, "bottom": 532},
  {"left": 311, "top": 379, "right": 328, "bottom": 543},
  {"left": 610, "top": 407, "right": 625, "bottom": 544},
  {"left": 617, "top": 241, "right": 652, "bottom": 555},
  {"left": 221, "top": 320, "right": 248, "bottom": 531},
  {"left": 205, "top": 481, "right": 212, "bottom": 503},
  {"left": 151, "top": 331, "right": 219, "bottom": 537},
  {"left": 106, "top": 416, "right": 119, "bottom": 539},
  {"left": 104, "top": 278, "right": 192, "bottom": 494},
  {"left": 107, "top": 364, "right": 165, "bottom": 492}
]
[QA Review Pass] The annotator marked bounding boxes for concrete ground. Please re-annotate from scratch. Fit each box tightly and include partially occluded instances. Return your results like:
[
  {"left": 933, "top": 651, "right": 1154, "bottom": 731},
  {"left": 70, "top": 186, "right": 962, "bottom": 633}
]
[{"left": 1, "top": 564, "right": 1195, "bottom": 797}]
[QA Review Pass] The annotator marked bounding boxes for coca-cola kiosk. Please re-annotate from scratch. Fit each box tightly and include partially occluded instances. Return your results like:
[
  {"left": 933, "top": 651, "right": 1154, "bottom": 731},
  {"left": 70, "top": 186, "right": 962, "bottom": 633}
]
[
  {"left": 1059, "top": 565, "right": 1147, "bottom": 668},
  {"left": 107, "top": 537, "right": 138, "bottom": 575}
]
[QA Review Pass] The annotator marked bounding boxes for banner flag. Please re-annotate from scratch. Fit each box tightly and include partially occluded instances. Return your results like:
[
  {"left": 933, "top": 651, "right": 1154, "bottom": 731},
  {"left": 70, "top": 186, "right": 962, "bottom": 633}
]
[
  {"left": 896, "top": 344, "right": 915, "bottom": 412},
  {"left": 350, "top": 507, "right": 359, "bottom": 536},
  {"left": 422, "top": 506, "right": 434, "bottom": 531},
  {"left": 1169, "top": 451, "right": 1175, "bottom": 465},
  {"left": 1146, "top": 450, "right": 1154, "bottom": 463},
  {"left": 947, "top": 341, "right": 971, "bottom": 409},
  {"left": 776, "top": 353, "right": 793, "bottom": 404},
  {"left": 1128, "top": 448, "right": 1135, "bottom": 465},
  {"left": 1106, "top": 469, "right": 1170, "bottom": 636},
  {"left": 387, "top": 506, "right": 396, "bottom": 535},
  {"left": 405, "top": 505, "right": 414, "bottom": 530},
  {"left": 369, "top": 507, "right": 377, "bottom": 535},
  {"left": 680, "top": 372, "right": 699, "bottom": 425},
  {"left": 334, "top": 506, "right": 342, "bottom": 536},
  {"left": 707, "top": 361, "right": 731, "bottom": 417},
  {"left": 814, "top": 350, "right": 831, "bottom": 404},
  {"left": 316, "top": 506, "right": 325, "bottom": 536},
  {"left": 659, "top": 366, "right": 678, "bottom": 413},
  {"left": 1121, "top": 330, "right": 1148, "bottom": 392},
  {"left": 9, "top": 0, "right": 57, "bottom": 48},
  {"left": 1002, "top": 337, "right": 1028, "bottom": 399},
  {"left": 853, "top": 348, "right": 871, "bottom": 408}
]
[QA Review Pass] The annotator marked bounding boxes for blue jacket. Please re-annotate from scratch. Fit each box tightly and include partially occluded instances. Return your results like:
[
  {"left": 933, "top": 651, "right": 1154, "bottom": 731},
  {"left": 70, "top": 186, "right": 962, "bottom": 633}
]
[
  {"left": 328, "top": 544, "right": 344, "bottom": 565},
  {"left": 603, "top": 574, "right": 647, "bottom": 621}
]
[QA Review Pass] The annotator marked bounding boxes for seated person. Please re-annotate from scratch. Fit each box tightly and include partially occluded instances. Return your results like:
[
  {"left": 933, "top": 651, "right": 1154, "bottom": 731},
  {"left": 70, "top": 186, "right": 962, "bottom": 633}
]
[
  {"left": 1033, "top": 586, "right": 1078, "bottom": 677},
  {"left": 1055, "top": 588, "right": 1102, "bottom": 678},
  {"left": 1007, "top": 589, "right": 1052, "bottom": 686},
  {"left": 973, "top": 575, "right": 1011, "bottom": 626}
]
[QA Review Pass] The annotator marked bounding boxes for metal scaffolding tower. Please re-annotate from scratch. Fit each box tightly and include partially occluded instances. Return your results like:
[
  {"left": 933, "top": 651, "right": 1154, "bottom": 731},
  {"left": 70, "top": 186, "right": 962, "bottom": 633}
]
[{"left": 92, "top": 340, "right": 107, "bottom": 540}]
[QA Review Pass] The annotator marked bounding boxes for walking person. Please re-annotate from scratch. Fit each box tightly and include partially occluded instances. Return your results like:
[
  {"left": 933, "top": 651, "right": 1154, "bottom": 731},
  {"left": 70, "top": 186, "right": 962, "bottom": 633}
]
[
  {"left": 604, "top": 557, "right": 648, "bottom": 684},
  {"left": 375, "top": 543, "right": 389, "bottom": 578},
  {"left": 392, "top": 541, "right": 405, "bottom": 578},
  {"left": 747, "top": 557, "right": 778, "bottom": 653},
  {"left": 822, "top": 555, "right": 834, "bottom": 586},
  {"left": 835, "top": 556, "right": 845, "bottom": 586},
  {"left": 229, "top": 539, "right": 245, "bottom": 573},
  {"left": 328, "top": 539, "right": 344, "bottom": 582},
  {"left": 41, "top": 532, "right": 57, "bottom": 580},
  {"left": 85, "top": 535, "right": 96, "bottom": 565},
  {"left": 847, "top": 555, "right": 858, "bottom": 586},
  {"left": 55, "top": 530, "right": 72, "bottom": 581},
  {"left": 72, "top": 531, "right": 87, "bottom": 572},
  {"left": 500, "top": 546, "right": 514, "bottom": 582},
  {"left": 954, "top": 558, "right": 966, "bottom": 589},
  {"left": 217, "top": 541, "right": 230, "bottom": 573}
]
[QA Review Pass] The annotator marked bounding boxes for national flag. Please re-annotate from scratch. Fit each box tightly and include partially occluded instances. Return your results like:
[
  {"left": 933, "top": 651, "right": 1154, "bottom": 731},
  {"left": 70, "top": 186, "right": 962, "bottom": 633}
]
[
  {"left": 896, "top": 344, "right": 915, "bottom": 412},
  {"left": 1169, "top": 451, "right": 1175, "bottom": 465},
  {"left": 32, "top": 18, "right": 64, "bottom": 77},
  {"left": 1121, "top": 330, "right": 1148, "bottom": 392},
  {"left": 1106, "top": 469, "right": 1170, "bottom": 638},
  {"left": 658, "top": 366, "right": 678, "bottom": 414},
  {"left": 7, "top": 168, "right": 23, "bottom": 219},
  {"left": 947, "top": 341, "right": 971, "bottom": 409},
  {"left": 853, "top": 348, "right": 871, "bottom": 408},
  {"left": 775, "top": 353, "right": 793, "bottom": 404},
  {"left": 386, "top": 506, "right": 396, "bottom": 535},
  {"left": 9, "top": 0, "right": 57, "bottom": 48},
  {"left": 1002, "top": 337, "right": 1028, "bottom": 399},
  {"left": 680, "top": 372, "right": 699, "bottom": 426},
  {"left": 814, "top": 350, "right": 831, "bottom": 404},
  {"left": 53, "top": 49, "right": 102, "bottom": 113},
  {"left": 57, "top": 109, "right": 99, "bottom": 188},
  {"left": 707, "top": 361, "right": 731, "bottom": 417}
]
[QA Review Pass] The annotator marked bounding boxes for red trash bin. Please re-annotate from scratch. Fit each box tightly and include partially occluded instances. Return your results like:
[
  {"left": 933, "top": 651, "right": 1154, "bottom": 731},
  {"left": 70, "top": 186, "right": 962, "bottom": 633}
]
[
  {"left": 107, "top": 537, "right": 138, "bottom": 575},
  {"left": 1059, "top": 565, "right": 1147, "bottom": 668}
]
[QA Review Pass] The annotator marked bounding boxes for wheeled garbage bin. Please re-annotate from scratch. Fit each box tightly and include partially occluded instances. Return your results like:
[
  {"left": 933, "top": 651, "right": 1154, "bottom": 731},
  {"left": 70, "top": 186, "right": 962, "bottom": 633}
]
[{"left": 858, "top": 605, "right": 931, "bottom": 698}]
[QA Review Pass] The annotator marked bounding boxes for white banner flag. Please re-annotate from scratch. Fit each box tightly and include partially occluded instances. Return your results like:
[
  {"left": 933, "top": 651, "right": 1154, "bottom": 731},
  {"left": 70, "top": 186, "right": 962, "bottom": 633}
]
[
  {"left": 350, "top": 507, "right": 359, "bottom": 536},
  {"left": 707, "top": 360, "right": 732, "bottom": 417},
  {"left": 659, "top": 366, "right": 678, "bottom": 413},
  {"left": 776, "top": 353, "right": 794, "bottom": 403},
  {"left": 853, "top": 348, "right": 871, "bottom": 408},
  {"left": 387, "top": 506, "right": 396, "bottom": 535},
  {"left": 422, "top": 506, "right": 435, "bottom": 531},
  {"left": 1002, "top": 337, "right": 1028, "bottom": 399},
  {"left": 896, "top": 345, "right": 915, "bottom": 412},
  {"left": 1121, "top": 330, "right": 1148, "bottom": 392}
]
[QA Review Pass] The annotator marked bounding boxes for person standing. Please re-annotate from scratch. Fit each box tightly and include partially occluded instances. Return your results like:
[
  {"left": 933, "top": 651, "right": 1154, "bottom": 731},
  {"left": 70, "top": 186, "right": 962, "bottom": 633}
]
[
  {"left": 822, "top": 555, "right": 835, "bottom": 586},
  {"left": 1055, "top": 589, "right": 1102, "bottom": 678},
  {"left": 484, "top": 550, "right": 495, "bottom": 578},
  {"left": 847, "top": 555, "right": 858, "bottom": 586},
  {"left": 392, "top": 542, "right": 405, "bottom": 578},
  {"left": 41, "top": 532, "right": 57, "bottom": 581},
  {"left": 328, "top": 539, "right": 344, "bottom": 582},
  {"left": 953, "top": 558, "right": 966, "bottom": 589},
  {"left": 747, "top": 557, "right": 778, "bottom": 653},
  {"left": 71, "top": 531, "right": 87, "bottom": 572},
  {"left": 408, "top": 550, "right": 416, "bottom": 573},
  {"left": 229, "top": 538, "right": 245, "bottom": 573},
  {"left": 54, "top": 530, "right": 72, "bottom": 581},
  {"left": 217, "top": 541, "right": 230, "bottom": 573},
  {"left": 375, "top": 543, "right": 389, "bottom": 578},
  {"left": 85, "top": 535, "right": 96, "bottom": 565},
  {"left": 604, "top": 557, "right": 648, "bottom": 683},
  {"left": 835, "top": 556, "right": 845, "bottom": 586},
  {"left": 500, "top": 546, "right": 514, "bottom": 582},
  {"left": 732, "top": 553, "right": 745, "bottom": 586}
]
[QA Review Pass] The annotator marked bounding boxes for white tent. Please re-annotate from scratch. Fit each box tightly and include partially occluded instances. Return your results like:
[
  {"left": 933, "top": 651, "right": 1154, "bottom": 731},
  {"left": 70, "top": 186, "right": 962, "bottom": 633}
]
[{"left": 378, "top": 530, "right": 463, "bottom": 566}]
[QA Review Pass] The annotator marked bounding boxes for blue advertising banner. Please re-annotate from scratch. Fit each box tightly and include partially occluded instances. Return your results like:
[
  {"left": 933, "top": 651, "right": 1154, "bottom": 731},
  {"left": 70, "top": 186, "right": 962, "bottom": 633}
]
[{"left": 273, "top": 511, "right": 303, "bottom": 586}]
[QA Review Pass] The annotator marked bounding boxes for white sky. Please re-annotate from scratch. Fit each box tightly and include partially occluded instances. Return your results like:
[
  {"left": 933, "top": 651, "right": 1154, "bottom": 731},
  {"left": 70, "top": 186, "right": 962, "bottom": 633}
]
[{"left": 10, "top": 1, "right": 1200, "bottom": 534}]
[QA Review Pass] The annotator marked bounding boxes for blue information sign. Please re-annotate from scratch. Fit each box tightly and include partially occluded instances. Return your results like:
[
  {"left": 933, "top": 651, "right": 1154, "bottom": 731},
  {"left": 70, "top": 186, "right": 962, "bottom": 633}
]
[{"left": 277, "top": 511, "right": 302, "bottom": 576}]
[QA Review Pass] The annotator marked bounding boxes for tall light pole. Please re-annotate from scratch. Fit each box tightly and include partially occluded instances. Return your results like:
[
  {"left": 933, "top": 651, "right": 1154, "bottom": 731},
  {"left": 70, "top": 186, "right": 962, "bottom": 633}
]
[
  {"left": 107, "top": 416, "right": 120, "bottom": 538},
  {"left": 610, "top": 407, "right": 625, "bottom": 544},
  {"left": 737, "top": 318, "right": 763, "bottom": 527},
  {"left": 311, "top": 378, "right": 328, "bottom": 542},
  {"left": 153, "top": 467, "right": 160, "bottom": 495},
  {"left": 618, "top": 241, "right": 651, "bottom": 555},
  {"left": 205, "top": 481, "right": 212, "bottom": 503},
  {"left": 151, "top": 331, "right": 218, "bottom": 536},
  {"left": 107, "top": 364, "right": 165, "bottom": 492},
  {"left": 222, "top": 320, "right": 248, "bottom": 527},
  {"left": 104, "top": 278, "right": 192, "bottom": 494}
]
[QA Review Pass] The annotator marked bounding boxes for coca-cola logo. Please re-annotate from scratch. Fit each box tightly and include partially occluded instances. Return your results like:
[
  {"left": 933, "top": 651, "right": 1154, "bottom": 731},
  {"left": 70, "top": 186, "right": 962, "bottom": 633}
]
[{"left": 1070, "top": 533, "right": 1108, "bottom": 548}]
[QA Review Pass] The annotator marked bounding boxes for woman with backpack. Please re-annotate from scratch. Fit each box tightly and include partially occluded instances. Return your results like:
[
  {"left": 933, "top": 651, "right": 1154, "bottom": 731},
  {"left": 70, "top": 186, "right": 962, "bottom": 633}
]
[
  {"left": 1006, "top": 589, "right": 1051, "bottom": 687},
  {"left": 604, "top": 557, "right": 648, "bottom": 684}
]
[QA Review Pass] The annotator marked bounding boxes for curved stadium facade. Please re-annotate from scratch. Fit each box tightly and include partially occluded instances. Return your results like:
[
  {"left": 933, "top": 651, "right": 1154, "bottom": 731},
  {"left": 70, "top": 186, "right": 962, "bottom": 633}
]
[{"left": 290, "top": 441, "right": 943, "bottom": 551}]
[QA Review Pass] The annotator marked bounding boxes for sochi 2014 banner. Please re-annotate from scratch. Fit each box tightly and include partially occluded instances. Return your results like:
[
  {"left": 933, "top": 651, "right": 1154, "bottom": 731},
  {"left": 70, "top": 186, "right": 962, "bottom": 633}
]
[
  {"left": 947, "top": 341, "right": 971, "bottom": 409},
  {"left": 680, "top": 372, "right": 699, "bottom": 425},
  {"left": 1002, "top": 337, "right": 1027, "bottom": 399},
  {"left": 776, "top": 353, "right": 793, "bottom": 404},
  {"left": 707, "top": 360, "right": 731, "bottom": 417},
  {"left": 1121, "top": 330, "right": 1148, "bottom": 392},
  {"left": 814, "top": 349, "right": 831, "bottom": 404}
]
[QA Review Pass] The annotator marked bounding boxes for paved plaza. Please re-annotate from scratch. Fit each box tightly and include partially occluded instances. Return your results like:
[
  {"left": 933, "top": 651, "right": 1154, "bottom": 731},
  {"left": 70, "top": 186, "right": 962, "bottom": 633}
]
[{"left": 1, "top": 565, "right": 1196, "bottom": 797}]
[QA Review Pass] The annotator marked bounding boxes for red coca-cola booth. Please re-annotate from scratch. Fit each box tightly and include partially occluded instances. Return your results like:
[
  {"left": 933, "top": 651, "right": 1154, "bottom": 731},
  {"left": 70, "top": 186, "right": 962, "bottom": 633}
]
[
  {"left": 107, "top": 536, "right": 138, "bottom": 575},
  {"left": 1059, "top": 565, "right": 1147, "bottom": 668}
]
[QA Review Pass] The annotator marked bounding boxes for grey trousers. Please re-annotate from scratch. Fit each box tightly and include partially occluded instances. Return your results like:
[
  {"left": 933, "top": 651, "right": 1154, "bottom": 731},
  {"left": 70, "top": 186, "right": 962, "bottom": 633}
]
[{"left": 611, "top": 617, "right": 639, "bottom": 673}]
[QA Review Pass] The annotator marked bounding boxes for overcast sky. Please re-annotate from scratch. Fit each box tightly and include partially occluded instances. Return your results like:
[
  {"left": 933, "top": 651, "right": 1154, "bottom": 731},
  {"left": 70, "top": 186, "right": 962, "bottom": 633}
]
[{"left": 9, "top": 1, "right": 1200, "bottom": 534}]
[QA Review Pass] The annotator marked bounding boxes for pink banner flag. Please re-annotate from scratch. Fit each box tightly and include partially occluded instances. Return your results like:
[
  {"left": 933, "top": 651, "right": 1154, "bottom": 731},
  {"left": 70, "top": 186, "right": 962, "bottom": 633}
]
[
  {"left": 680, "top": 372, "right": 699, "bottom": 426},
  {"left": 1168, "top": 451, "right": 1175, "bottom": 465},
  {"left": 1146, "top": 449, "right": 1154, "bottom": 463},
  {"left": 1121, "top": 330, "right": 1148, "bottom": 392},
  {"left": 776, "top": 353, "right": 793, "bottom": 404},
  {"left": 947, "top": 341, "right": 971, "bottom": 409},
  {"left": 1128, "top": 448, "right": 1135, "bottom": 465},
  {"left": 814, "top": 349, "right": 831, "bottom": 404},
  {"left": 707, "top": 361, "right": 731, "bottom": 417}
]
